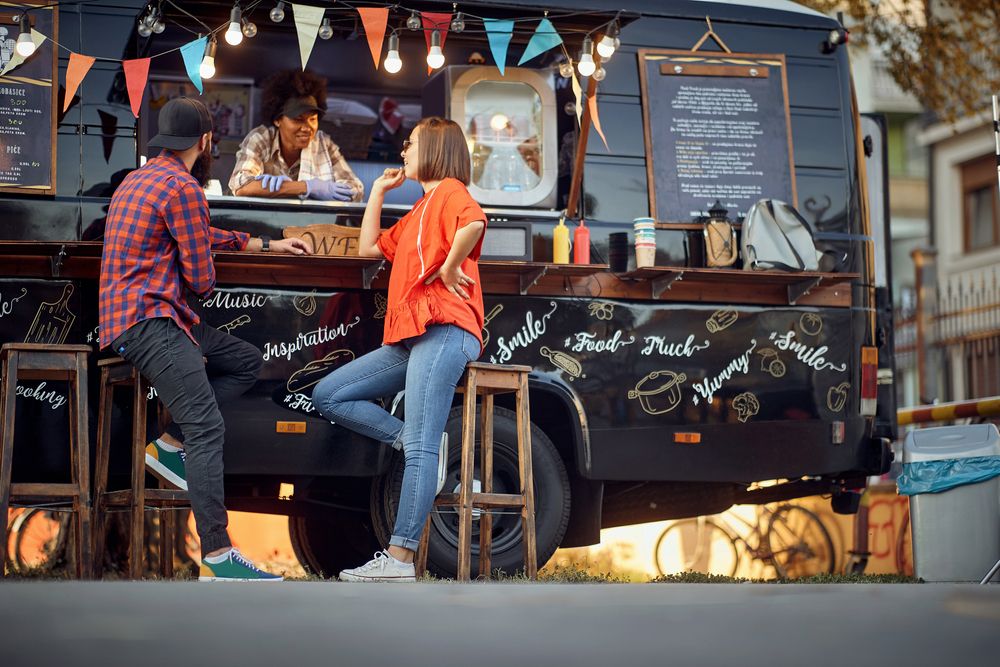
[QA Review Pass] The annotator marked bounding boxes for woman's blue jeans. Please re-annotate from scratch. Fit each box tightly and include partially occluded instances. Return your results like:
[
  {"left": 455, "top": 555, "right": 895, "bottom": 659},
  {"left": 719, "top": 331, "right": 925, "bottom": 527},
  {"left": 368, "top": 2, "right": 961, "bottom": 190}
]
[{"left": 312, "top": 324, "right": 479, "bottom": 551}]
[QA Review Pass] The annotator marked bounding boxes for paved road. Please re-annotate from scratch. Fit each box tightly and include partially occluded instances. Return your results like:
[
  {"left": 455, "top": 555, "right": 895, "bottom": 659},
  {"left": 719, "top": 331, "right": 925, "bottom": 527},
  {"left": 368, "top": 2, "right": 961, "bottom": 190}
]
[{"left": 1, "top": 582, "right": 997, "bottom": 666}]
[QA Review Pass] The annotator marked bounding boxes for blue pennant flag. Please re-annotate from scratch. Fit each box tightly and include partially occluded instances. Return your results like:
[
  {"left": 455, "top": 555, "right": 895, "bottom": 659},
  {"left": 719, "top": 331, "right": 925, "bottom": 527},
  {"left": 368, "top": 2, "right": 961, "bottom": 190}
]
[
  {"left": 518, "top": 18, "right": 562, "bottom": 65},
  {"left": 484, "top": 18, "right": 514, "bottom": 75},
  {"left": 180, "top": 36, "right": 208, "bottom": 93}
]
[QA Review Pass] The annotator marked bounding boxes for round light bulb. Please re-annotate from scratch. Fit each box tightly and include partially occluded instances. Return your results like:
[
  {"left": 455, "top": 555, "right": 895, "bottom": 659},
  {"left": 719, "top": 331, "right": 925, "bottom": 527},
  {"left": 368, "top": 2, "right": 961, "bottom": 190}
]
[
  {"left": 596, "top": 34, "right": 616, "bottom": 59},
  {"left": 225, "top": 23, "right": 243, "bottom": 45},
  {"left": 152, "top": 17, "right": 165, "bottom": 34},
  {"left": 490, "top": 113, "right": 509, "bottom": 131},
  {"left": 318, "top": 18, "right": 333, "bottom": 40},
  {"left": 577, "top": 53, "right": 596, "bottom": 77},
  {"left": 385, "top": 50, "right": 402, "bottom": 73},
  {"left": 270, "top": 2, "right": 285, "bottom": 22},
  {"left": 137, "top": 20, "right": 152, "bottom": 38},
  {"left": 15, "top": 31, "right": 35, "bottom": 58},
  {"left": 593, "top": 66, "right": 606, "bottom": 82},
  {"left": 406, "top": 11, "right": 421, "bottom": 31},
  {"left": 427, "top": 46, "right": 445, "bottom": 69},
  {"left": 558, "top": 62, "right": 574, "bottom": 78},
  {"left": 200, "top": 56, "right": 216, "bottom": 79},
  {"left": 451, "top": 13, "right": 465, "bottom": 33},
  {"left": 242, "top": 20, "right": 257, "bottom": 38}
]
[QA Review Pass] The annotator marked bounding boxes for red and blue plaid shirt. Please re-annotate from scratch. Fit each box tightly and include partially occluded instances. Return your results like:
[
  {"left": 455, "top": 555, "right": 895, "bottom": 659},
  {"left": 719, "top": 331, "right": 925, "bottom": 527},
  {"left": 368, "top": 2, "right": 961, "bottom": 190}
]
[{"left": 99, "top": 153, "right": 249, "bottom": 349}]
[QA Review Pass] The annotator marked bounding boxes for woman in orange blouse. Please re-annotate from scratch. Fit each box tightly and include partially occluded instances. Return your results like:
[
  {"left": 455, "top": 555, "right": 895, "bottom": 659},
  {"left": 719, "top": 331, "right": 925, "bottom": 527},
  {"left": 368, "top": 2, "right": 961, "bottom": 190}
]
[{"left": 312, "top": 117, "right": 487, "bottom": 582}]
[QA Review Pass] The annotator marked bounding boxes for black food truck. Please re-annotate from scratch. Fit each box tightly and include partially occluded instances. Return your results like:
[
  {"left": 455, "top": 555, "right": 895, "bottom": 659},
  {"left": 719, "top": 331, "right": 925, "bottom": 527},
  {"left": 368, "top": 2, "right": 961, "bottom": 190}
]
[{"left": 0, "top": 0, "right": 896, "bottom": 577}]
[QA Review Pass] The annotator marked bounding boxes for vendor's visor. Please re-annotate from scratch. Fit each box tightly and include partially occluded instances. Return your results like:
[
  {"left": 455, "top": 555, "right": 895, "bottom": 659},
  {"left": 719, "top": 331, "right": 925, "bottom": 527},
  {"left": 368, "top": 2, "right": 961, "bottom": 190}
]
[{"left": 280, "top": 95, "right": 323, "bottom": 120}]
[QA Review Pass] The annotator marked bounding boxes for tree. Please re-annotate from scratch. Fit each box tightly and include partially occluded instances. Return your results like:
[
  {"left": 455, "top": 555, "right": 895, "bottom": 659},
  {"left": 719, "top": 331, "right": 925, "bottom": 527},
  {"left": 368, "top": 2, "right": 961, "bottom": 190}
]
[{"left": 801, "top": 0, "right": 1000, "bottom": 122}]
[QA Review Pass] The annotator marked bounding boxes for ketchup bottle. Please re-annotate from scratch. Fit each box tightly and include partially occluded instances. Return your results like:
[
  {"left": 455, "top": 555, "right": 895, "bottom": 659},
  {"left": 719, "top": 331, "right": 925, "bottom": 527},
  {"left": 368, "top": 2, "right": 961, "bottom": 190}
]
[{"left": 573, "top": 219, "right": 590, "bottom": 264}]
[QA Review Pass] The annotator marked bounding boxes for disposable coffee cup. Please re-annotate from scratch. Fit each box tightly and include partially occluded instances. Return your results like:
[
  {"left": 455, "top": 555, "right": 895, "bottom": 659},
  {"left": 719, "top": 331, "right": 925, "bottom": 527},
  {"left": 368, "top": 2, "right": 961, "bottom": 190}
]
[
  {"left": 609, "top": 232, "right": 629, "bottom": 272},
  {"left": 635, "top": 244, "right": 656, "bottom": 268}
]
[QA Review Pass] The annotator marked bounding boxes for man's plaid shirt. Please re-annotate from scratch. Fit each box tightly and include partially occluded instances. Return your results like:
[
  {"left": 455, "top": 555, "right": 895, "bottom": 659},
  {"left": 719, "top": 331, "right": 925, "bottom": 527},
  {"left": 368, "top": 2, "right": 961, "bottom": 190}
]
[
  {"left": 227, "top": 124, "right": 364, "bottom": 200},
  {"left": 99, "top": 152, "right": 249, "bottom": 349}
]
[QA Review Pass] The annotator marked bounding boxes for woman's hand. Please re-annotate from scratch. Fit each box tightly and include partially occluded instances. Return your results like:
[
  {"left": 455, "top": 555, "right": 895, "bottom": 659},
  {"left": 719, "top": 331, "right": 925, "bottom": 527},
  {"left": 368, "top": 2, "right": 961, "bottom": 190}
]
[
  {"left": 372, "top": 167, "right": 406, "bottom": 194},
  {"left": 425, "top": 262, "right": 475, "bottom": 299}
]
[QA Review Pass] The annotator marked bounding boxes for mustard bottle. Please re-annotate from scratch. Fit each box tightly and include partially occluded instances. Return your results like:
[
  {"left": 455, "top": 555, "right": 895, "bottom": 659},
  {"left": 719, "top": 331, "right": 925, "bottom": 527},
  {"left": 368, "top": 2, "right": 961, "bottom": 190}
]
[{"left": 553, "top": 217, "right": 570, "bottom": 264}]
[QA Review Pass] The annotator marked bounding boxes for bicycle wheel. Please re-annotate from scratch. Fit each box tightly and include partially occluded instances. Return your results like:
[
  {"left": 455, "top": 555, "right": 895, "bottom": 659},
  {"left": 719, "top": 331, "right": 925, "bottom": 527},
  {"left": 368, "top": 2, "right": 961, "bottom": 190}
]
[
  {"left": 12, "top": 509, "right": 70, "bottom": 573},
  {"left": 766, "top": 505, "right": 835, "bottom": 578},
  {"left": 654, "top": 517, "right": 740, "bottom": 577}
]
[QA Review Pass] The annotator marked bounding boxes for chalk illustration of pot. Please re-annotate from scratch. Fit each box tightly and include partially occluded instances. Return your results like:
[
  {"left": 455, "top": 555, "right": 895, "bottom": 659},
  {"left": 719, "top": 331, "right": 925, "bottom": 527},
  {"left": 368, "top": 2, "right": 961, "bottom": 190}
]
[
  {"left": 628, "top": 370, "right": 687, "bottom": 415},
  {"left": 827, "top": 381, "right": 850, "bottom": 412},
  {"left": 706, "top": 309, "right": 738, "bottom": 333},
  {"left": 540, "top": 346, "right": 582, "bottom": 380},
  {"left": 482, "top": 304, "right": 503, "bottom": 348},
  {"left": 293, "top": 291, "right": 317, "bottom": 317},
  {"left": 757, "top": 348, "right": 786, "bottom": 378},
  {"left": 286, "top": 349, "right": 356, "bottom": 393}
]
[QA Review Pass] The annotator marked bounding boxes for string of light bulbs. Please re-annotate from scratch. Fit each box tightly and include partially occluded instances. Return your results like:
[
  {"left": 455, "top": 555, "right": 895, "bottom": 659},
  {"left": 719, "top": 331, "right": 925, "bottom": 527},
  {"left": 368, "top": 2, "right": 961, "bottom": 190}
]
[{"left": 10, "top": 0, "right": 627, "bottom": 81}]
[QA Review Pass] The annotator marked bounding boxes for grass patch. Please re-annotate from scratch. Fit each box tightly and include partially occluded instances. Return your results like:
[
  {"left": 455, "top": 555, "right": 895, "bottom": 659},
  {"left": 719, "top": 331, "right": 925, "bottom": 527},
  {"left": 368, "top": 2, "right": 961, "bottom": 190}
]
[{"left": 650, "top": 571, "right": 922, "bottom": 584}]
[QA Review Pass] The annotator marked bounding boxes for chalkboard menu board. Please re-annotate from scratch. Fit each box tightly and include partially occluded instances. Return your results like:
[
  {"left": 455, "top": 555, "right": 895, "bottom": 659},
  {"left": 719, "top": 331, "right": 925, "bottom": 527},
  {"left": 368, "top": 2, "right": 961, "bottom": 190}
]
[
  {"left": 638, "top": 50, "right": 796, "bottom": 222},
  {"left": 0, "top": 3, "right": 57, "bottom": 195}
]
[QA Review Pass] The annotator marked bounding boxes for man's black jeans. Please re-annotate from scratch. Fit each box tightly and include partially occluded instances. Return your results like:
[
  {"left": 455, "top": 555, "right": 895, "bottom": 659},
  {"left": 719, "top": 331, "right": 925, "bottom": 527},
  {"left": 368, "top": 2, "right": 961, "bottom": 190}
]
[{"left": 111, "top": 317, "right": 262, "bottom": 556}]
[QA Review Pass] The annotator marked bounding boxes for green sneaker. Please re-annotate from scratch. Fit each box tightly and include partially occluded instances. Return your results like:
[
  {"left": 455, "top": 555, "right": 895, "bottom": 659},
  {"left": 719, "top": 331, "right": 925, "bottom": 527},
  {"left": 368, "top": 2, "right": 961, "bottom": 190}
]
[
  {"left": 199, "top": 548, "right": 283, "bottom": 582},
  {"left": 145, "top": 439, "right": 187, "bottom": 491}
]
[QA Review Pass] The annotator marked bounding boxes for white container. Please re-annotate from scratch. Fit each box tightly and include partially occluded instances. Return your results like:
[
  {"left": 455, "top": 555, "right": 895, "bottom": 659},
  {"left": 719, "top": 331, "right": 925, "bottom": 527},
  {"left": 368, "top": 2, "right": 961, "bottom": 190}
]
[{"left": 903, "top": 424, "right": 1000, "bottom": 582}]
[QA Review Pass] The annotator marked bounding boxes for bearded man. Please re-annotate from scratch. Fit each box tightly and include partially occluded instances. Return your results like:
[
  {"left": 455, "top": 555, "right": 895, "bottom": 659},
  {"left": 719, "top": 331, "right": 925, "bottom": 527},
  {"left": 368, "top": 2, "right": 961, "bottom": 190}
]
[{"left": 99, "top": 97, "right": 311, "bottom": 581}]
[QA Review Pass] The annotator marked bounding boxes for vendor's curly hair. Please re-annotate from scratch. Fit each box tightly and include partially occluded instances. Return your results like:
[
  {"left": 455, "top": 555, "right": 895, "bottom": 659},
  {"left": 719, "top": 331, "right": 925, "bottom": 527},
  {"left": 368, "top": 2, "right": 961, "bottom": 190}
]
[{"left": 259, "top": 69, "right": 328, "bottom": 123}]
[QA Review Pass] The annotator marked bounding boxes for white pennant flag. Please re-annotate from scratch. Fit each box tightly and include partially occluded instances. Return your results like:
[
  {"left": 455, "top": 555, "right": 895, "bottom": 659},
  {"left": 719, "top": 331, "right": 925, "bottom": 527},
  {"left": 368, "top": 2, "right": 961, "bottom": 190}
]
[
  {"left": 0, "top": 30, "right": 47, "bottom": 76},
  {"left": 571, "top": 68, "right": 583, "bottom": 127},
  {"left": 292, "top": 3, "right": 325, "bottom": 70}
]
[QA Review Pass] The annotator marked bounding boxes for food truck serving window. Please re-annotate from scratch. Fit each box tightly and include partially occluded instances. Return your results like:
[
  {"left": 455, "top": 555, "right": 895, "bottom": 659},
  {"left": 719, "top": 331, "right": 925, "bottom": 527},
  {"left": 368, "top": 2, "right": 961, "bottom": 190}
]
[{"left": 466, "top": 80, "right": 543, "bottom": 195}]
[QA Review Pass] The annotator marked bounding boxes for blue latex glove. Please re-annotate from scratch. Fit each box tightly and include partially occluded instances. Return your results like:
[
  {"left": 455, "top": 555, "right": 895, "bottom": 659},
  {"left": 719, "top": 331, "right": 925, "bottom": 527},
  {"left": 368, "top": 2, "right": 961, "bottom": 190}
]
[
  {"left": 254, "top": 174, "right": 292, "bottom": 193},
  {"left": 305, "top": 179, "right": 355, "bottom": 202}
]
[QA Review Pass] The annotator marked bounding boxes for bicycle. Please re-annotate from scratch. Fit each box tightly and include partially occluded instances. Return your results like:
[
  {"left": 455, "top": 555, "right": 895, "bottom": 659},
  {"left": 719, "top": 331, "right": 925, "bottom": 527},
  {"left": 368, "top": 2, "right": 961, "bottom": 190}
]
[
  {"left": 654, "top": 503, "right": 836, "bottom": 579},
  {"left": 5, "top": 507, "right": 72, "bottom": 574}
]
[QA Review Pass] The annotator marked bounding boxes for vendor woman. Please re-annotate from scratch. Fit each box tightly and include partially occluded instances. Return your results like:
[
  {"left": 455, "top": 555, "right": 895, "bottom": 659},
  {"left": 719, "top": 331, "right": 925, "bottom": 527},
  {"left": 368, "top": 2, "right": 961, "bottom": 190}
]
[{"left": 228, "top": 69, "right": 364, "bottom": 202}]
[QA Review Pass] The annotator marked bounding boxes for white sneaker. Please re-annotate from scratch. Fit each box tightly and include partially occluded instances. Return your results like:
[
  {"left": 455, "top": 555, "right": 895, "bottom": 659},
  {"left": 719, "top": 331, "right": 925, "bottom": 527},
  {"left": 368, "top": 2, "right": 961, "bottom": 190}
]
[
  {"left": 339, "top": 550, "right": 416, "bottom": 582},
  {"left": 436, "top": 432, "right": 449, "bottom": 496}
]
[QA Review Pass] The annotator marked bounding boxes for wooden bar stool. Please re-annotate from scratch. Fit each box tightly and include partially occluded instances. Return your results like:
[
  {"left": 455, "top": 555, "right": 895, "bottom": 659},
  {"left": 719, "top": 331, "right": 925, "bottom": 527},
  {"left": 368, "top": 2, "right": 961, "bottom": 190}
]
[
  {"left": 0, "top": 343, "right": 93, "bottom": 579},
  {"left": 415, "top": 362, "right": 538, "bottom": 581},
  {"left": 93, "top": 356, "right": 189, "bottom": 579}
]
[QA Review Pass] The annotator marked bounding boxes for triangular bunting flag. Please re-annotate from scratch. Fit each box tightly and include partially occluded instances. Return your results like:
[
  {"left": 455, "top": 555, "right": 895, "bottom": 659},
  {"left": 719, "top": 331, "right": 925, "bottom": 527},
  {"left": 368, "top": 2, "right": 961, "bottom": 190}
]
[
  {"left": 357, "top": 7, "right": 388, "bottom": 70},
  {"left": 588, "top": 91, "right": 609, "bottom": 151},
  {"left": 421, "top": 12, "right": 451, "bottom": 75},
  {"left": 123, "top": 57, "right": 150, "bottom": 118},
  {"left": 571, "top": 69, "right": 583, "bottom": 126},
  {"left": 180, "top": 36, "right": 208, "bottom": 94},
  {"left": 518, "top": 18, "right": 562, "bottom": 65},
  {"left": 63, "top": 52, "right": 96, "bottom": 112},
  {"left": 97, "top": 109, "right": 118, "bottom": 163},
  {"left": 0, "top": 29, "right": 47, "bottom": 76},
  {"left": 483, "top": 19, "right": 514, "bottom": 75},
  {"left": 292, "top": 3, "right": 325, "bottom": 70}
]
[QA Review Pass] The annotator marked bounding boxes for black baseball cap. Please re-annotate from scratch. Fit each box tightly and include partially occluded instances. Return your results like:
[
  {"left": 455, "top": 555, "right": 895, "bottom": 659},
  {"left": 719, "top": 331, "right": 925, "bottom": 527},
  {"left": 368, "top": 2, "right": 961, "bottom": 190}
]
[
  {"left": 148, "top": 97, "right": 213, "bottom": 150},
  {"left": 279, "top": 95, "right": 323, "bottom": 120}
]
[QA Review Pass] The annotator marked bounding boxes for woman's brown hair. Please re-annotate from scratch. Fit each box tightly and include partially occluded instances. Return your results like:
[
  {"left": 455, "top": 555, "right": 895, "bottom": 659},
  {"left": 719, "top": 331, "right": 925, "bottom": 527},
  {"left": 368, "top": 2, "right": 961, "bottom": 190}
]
[{"left": 414, "top": 117, "right": 471, "bottom": 185}]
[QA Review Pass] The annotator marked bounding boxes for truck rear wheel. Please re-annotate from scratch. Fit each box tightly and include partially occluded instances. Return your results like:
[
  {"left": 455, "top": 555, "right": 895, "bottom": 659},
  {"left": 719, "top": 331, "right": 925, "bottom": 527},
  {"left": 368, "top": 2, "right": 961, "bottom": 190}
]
[
  {"left": 289, "top": 507, "right": 382, "bottom": 578},
  {"left": 371, "top": 406, "right": 571, "bottom": 578}
]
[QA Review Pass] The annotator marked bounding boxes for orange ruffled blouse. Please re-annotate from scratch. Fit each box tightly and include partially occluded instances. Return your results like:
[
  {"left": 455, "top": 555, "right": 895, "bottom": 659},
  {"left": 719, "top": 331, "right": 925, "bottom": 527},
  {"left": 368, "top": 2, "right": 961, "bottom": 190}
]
[{"left": 376, "top": 178, "right": 487, "bottom": 350}]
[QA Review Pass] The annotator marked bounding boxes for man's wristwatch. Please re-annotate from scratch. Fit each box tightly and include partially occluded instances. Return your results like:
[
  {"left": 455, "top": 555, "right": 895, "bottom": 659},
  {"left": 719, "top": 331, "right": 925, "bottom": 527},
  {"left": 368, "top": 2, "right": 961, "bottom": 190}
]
[{"left": 260, "top": 235, "right": 271, "bottom": 253}]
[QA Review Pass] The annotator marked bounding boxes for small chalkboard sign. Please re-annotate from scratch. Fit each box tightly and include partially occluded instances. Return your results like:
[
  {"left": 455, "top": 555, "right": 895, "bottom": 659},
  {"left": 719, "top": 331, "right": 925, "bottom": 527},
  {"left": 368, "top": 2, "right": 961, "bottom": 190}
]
[
  {"left": 0, "top": 2, "right": 57, "bottom": 195},
  {"left": 638, "top": 49, "right": 796, "bottom": 223}
]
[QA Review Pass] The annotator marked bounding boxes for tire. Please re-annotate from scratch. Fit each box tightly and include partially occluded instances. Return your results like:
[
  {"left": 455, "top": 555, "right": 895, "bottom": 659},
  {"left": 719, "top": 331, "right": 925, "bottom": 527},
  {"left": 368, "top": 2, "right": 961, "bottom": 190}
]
[
  {"left": 766, "top": 504, "right": 835, "bottom": 578},
  {"left": 289, "top": 507, "right": 382, "bottom": 578},
  {"left": 11, "top": 508, "right": 70, "bottom": 573},
  {"left": 371, "top": 405, "right": 571, "bottom": 578},
  {"left": 654, "top": 517, "right": 740, "bottom": 577}
]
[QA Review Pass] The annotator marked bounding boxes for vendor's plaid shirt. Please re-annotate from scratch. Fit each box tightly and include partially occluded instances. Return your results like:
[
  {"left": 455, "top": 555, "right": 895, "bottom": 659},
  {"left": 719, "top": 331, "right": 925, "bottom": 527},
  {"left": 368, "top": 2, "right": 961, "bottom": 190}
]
[
  {"left": 228, "top": 124, "right": 364, "bottom": 200},
  {"left": 99, "top": 152, "right": 249, "bottom": 349}
]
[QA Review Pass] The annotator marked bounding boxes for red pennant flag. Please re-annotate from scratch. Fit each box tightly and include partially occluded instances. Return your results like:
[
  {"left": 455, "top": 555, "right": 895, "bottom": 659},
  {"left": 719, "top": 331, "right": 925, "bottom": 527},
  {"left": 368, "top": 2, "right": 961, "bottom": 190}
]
[
  {"left": 63, "top": 53, "right": 96, "bottom": 113},
  {"left": 123, "top": 58, "right": 151, "bottom": 118},
  {"left": 358, "top": 8, "right": 389, "bottom": 70},
  {"left": 421, "top": 12, "right": 451, "bottom": 75}
]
